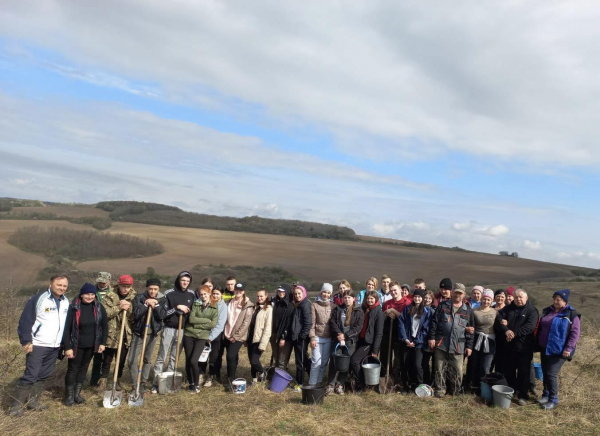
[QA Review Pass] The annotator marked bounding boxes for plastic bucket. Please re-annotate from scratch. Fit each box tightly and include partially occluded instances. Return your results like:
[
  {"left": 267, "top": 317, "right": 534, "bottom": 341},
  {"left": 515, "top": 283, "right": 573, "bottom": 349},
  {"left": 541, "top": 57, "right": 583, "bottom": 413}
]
[
  {"left": 415, "top": 384, "right": 433, "bottom": 397},
  {"left": 301, "top": 385, "right": 325, "bottom": 405},
  {"left": 334, "top": 344, "right": 350, "bottom": 372},
  {"left": 270, "top": 368, "right": 293, "bottom": 393},
  {"left": 232, "top": 378, "right": 246, "bottom": 394},
  {"left": 492, "top": 385, "right": 514, "bottom": 409},
  {"left": 361, "top": 356, "right": 381, "bottom": 386},
  {"left": 533, "top": 362, "right": 543, "bottom": 381},
  {"left": 198, "top": 344, "right": 211, "bottom": 363},
  {"left": 157, "top": 371, "right": 182, "bottom": 395},
  {"left": 480, "top": 381, "right": 493, "bottom": 402}
]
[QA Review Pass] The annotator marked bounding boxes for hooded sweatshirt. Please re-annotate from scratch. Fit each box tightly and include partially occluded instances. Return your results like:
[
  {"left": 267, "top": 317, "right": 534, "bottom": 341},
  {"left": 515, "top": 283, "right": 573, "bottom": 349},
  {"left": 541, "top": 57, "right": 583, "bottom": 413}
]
[{"left": 160, "top": 271, "right": 195, "bottom": 329}]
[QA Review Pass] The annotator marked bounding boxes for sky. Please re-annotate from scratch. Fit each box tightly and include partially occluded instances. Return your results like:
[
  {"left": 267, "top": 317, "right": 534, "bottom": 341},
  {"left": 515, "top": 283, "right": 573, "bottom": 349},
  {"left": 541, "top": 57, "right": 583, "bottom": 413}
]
[{"left": 0, "top": 1, "right": 599, "bottom": 268}]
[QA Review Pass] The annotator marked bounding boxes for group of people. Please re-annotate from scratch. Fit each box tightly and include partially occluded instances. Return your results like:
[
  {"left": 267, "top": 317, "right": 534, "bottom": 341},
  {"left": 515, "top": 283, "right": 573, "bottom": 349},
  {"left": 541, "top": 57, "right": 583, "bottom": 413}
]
[{"left": 7, "top": 271, "right": 581, "bottom": 416}]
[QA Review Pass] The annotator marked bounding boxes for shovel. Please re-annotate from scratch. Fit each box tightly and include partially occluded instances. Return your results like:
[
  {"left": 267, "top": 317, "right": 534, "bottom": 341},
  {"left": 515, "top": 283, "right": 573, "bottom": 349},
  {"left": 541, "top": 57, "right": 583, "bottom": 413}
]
[
  {"left": 129, "top": 306, "right": 153, "bottom": 407},
  {"left": 380, "top": 325, "right": 395, "bottom": 394},
  {"left": 103, "top": 309, "right": 127, "bottom": 408},
  {"left": 166, "top": 314, "right": 183, "bottom": 393}
]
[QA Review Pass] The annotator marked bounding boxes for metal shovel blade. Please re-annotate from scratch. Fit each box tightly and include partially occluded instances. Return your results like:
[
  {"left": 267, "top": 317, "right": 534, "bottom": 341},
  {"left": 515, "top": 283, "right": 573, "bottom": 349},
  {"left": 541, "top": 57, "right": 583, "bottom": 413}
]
[
  {"left": 166, "top": 371, "right": 183, "bottom": 394},
  {"left": 128, "top": 391, "right": 144, "bottom": 407},
  {"left": 103, "top": 390, "right": 122, "bottom": 408}
]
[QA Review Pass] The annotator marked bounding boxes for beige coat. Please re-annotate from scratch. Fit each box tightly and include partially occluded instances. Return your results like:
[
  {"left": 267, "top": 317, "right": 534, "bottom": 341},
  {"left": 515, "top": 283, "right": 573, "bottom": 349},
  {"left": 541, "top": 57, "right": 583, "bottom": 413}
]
[
  {"left": 227, "top": 298, "right": 255, "bottom": 342},
  {"left": 309, "top": 298, "right": 335, "bottom": 340},
  {"left": 251, "top": 305, "right": 273, "bottom": 351}
]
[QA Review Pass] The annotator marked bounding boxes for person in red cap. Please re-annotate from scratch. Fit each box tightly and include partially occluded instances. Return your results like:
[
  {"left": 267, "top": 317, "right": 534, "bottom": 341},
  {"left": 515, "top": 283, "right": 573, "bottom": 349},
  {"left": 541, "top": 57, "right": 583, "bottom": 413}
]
[
  {"left": 505, "top": 286, "right": 516, "bottom": 305},
  {"left": 96, "top": 274, "right": 136, "bottom": 392}
]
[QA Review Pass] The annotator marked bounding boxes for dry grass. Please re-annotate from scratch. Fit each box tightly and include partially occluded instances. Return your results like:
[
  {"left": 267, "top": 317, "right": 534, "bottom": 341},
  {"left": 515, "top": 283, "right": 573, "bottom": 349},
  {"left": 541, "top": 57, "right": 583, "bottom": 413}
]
[{"left": 1, "top": 319, "right": 599, "bottom": 436}]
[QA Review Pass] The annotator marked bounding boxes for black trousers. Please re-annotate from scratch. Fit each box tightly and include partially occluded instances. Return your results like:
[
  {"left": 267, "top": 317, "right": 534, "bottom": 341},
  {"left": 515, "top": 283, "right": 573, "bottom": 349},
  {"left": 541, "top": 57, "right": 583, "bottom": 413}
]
[
  {"left": 328, "top": 339, "right": 356, "bottom": 386},
  {"left": 379, "top": 333, "right": 404, "bottom": 385},
  {"left": 65, "top": 347, "right": 95, "bottom": 385},
  {"left": 100, "top": 346, "right": 129, "bottom": 380},
  {"left": 248, "top": 342, "right": 265, "bottom": 378},
  {"left": 224, "top": 338, "right": 244, "bottom": 380},
  {"left": 349, "top": 341, "right": 372, "bottom": 387},
  {"left": 422, "top": 350, "right": 433, "bottom": 385},
  {"left": 405, "top": 346, "right": 425, "bottom": 387},
  {"left": 292, "top": 338, "right": 310, "bottom": 385},
  {"left": 20, "top": 346, "right": 60, "bottom": 386},
  {"left": 90, "top": 352, "right": 103, "bottom": 385},
  {"left": 199, "top": 336, "right": 222, "bottom": 377},
  {"left": 505, "top": 351, "right": 533, "bottom": 399},
  {"left": 182, "top": 336, "right": 206, "bottom": 387}
]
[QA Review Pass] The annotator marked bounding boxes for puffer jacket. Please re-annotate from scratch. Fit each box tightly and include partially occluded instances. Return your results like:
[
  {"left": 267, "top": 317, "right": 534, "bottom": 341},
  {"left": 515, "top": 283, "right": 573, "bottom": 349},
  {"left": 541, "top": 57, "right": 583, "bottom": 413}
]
[
  {"left": 329, "top": 304, "right": 364, "bottom": 343},
  {"left": 290, "top": 298, "right": 312, "bottom": 342},
  {"left": 251, "top": 304, "right": 273, "bottom": 351},
  {"left": 184, "top": 300, "right": 219, "bottom": 340},
  {"left": 495, "top": 300, "right": 539, "bottom": 353},
  {"left": 398, "top": 305, "right": 433, "bottom": 349},
  {"left": 309, "top": 297, "right": 335, "bottom": 340},
  {"left": 228, "top": 298, "right": 255, "bottom": 342},
  {"left": 132, "top": 290, "right": 165, "bottom": 336},
  {"left": 428, "top": 299, "right": 474, "bottom": 354},
  {"left": 104, "top": 288, "right": 137, "bottom": 348}
]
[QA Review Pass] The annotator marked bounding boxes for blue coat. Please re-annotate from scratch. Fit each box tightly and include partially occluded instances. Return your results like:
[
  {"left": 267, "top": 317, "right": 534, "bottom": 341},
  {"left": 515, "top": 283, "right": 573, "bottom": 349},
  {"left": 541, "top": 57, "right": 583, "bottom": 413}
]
[{"left": 398, "top": 305, "right": 432, "bottom": 349}]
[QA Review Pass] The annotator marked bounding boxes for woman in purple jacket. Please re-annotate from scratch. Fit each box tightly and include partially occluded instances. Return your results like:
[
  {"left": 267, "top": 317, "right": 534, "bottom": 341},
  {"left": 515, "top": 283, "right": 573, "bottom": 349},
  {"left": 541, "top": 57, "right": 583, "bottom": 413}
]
[{"left": 536, "top": 289, "right": 581, "bottom": 410}]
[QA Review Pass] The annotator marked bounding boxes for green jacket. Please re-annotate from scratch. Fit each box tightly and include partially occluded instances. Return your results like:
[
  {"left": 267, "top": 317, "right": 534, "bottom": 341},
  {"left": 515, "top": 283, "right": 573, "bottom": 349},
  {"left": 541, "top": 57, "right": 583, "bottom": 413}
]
[
  {"left": 104, "top": 288, "right": 137, "bottom": 348},
  {"left": 184, "top": 300, "right": 219, "bottom": 340}
]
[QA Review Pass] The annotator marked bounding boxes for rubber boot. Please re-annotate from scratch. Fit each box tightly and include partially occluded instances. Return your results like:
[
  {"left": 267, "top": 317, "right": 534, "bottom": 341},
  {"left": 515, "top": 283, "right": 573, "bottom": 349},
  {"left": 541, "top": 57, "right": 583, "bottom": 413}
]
[
  {"left": 96, "top": 378, "right": 107, "bottom": 393},
  {"left": 7, "top": 384, "right": 31, "bottom": 417},
  {"left": 74, "top": 383, "right": 85, "bottom": 404},
  {"left": 64, "top": 385, "right": 75, "bottom": 407},
  {"left": 27, "top": 381, "right": 48, "bottom": 411}
]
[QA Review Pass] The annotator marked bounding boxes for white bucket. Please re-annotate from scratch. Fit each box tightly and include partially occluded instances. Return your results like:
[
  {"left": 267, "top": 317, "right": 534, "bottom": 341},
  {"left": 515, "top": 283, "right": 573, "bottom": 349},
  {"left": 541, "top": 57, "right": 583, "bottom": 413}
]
[
  {"left": 198, "top": 344, "right": 211, "bottom": 363},
  {"left": 415, "top": 384, "right": 433, "bottom": 397},
  {"left": 232, "top": 378, "right": 246, "bottom": 394}
]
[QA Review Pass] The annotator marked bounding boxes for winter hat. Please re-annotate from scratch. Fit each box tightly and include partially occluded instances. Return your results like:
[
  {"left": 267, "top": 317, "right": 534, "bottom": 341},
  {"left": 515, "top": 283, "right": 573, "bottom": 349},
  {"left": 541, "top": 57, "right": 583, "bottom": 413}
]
[
  {"left": 472, "top": 285, "right": 484, "bottom": 293},
  {"left": 453, "top": 283, "right": 466, "bottom": 294},
  {"left": 439, "top": 278, "right": 453, "bottom": 290},
  {"left": 96, "top": 271, "right": 111, "bottom": 283},
  {"left": 277, "top": 284, "right": 291, "bottom": 293},
  {"left": 506, "top": 286, "right": 516, "bottom": 296},
  {"left": 119, "top": 275, "right": 134, "bottom": 285},
  {"left": 401, "top": 284, "right": 412, "bottom": 292},
  {"left": 321, "top": 283, "right": 333, "bottom": 293},
  {"left": 482, "top": 289, "right": 494, "bottom": 300},
  {"left": 146, "top": 278, "right": 161, "bottom": 287},
  {"left": 413, "top": 289, "right": 426, "bottom": 298},
  {"left": 553, "top": 289, "right": 570, "bottom": 304},
  {"left": 235, "top": 283, "right": 245, "bottom": 291},
  {"left": 80, "top": 282, "right": 96, "bottom": 295}
]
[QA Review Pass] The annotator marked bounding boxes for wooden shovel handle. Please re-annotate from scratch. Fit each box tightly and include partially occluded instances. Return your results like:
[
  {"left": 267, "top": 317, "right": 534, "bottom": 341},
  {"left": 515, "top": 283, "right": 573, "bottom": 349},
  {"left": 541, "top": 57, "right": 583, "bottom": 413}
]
[
  {"left": 113, "top": 309, "right": 128, "bottom": 385},
  {"left": 135, "top": 307, "right": 153, "bottom": 390}
]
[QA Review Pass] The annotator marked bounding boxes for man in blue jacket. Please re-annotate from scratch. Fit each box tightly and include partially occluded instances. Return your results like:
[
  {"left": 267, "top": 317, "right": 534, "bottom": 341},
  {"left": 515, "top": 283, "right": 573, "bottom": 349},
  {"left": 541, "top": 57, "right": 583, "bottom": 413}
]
[
  {"left": 427, "top": 283, "right": 474, "bottom": 398},
  {"left": 9, "top": 275, "right": 70, "bottom": 417}
]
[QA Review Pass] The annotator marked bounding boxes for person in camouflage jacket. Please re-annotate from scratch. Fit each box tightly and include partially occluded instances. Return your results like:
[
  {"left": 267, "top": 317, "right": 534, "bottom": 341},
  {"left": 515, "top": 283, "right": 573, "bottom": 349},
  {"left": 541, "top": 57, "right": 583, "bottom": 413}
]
[{"left": 96, "top": 275, "right": 137, "bottom": 391}]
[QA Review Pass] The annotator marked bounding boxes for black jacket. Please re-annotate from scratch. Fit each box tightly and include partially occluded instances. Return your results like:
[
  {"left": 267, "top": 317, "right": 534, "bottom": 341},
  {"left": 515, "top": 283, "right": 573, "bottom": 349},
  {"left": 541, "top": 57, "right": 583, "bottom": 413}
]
[
  {"left": 360, "top": 304, "right": 385, "bottom": 354},
  {"left": 62, "top": 297, "right": 108, "bottom": 354},
  {"left": 272, "top": 292, "right": 295, "bottom": 342},
  {"left": 329, "top": 304, "right": 364, "bottom": 344},
  {"left": 428, "top": 300, "right": 474, "bottom": 354},
  {"left": 289, "top": 298, "right": 312, "bottom": 342},
  {"left": 132, "top": 291, "right": 164, "bottom": 337},
  {"left": 159, "top": 272, "right": 195, "bottom": 329},
  {"left": 495, "top": 300, "right": 539, "bottom": 353}
]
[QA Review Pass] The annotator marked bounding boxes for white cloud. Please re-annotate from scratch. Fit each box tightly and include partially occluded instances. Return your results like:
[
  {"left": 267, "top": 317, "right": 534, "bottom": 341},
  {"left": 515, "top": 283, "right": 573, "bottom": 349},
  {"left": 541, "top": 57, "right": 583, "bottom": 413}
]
[
  {"left": 452, "top": 222, "right": 510, "bottom": 238},
  {"left": 9, "top": 178, "right": 36, "bottom": 185},
  {"left": 522, "top": 240, "right": 542, "bottom": 250}
]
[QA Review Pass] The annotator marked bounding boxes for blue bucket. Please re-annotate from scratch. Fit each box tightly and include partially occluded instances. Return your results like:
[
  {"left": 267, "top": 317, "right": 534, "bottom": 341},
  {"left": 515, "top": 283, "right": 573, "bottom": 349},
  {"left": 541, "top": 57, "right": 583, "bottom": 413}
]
[
  {"left": 533, "top": 362, "right": 543, "bottom": 381},
  {"left": 480, "top": 381, "right": 493, "bottom": 402}
]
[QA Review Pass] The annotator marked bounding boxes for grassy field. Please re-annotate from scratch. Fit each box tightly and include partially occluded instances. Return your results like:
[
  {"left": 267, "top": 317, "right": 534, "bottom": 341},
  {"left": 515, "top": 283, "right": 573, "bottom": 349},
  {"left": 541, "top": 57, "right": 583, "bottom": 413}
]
[{"left": 0, "top": 317, "right": 598, "bottom": 436}]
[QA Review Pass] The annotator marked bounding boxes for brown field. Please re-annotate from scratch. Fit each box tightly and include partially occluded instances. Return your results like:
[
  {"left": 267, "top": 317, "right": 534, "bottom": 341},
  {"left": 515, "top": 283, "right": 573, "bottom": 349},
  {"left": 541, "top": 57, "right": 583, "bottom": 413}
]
[
  {"left": 9, "top": 206, "right": 110, "bottom": 218},
  {"left": 0, "top": 218, "right": 587, "bottom": 289}
]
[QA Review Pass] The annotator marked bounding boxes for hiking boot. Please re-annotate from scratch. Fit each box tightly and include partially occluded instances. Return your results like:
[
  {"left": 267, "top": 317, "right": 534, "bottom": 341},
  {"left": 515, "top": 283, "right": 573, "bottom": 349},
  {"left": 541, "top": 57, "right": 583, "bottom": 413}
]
[
  {"left": 28, "top": 381, "right": 49, "bottom": 411},
  {"left": 334, "top": 384, "right": 345, "bottom": 395},
  {"left": 74, "top": 383, "right": 85, "bottom": 404},
  {"left": 64, "top": 385, "right": 75, "bottom": 407},
  {"left": 538, "top": 396, "right": 549, "bottom": 405},
  {"left": 203, "top": 376, "right": 213, "bottom": 388},
  {"left": 324, "top": 384, "right": 335, "bottom": 396},
  {"left": 8, "top": 384, "right": 31, "bottom": 417},
  {"left": 114, "top": 380, "right": 123, "bottom": 392},
  {"left": 97, "top": 379, "right": 107, "bottom": 393}
]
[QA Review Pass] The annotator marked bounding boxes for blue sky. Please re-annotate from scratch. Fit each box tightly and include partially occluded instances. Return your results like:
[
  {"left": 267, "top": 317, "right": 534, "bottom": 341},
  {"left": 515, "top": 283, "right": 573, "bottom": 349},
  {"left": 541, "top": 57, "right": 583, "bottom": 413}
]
[{"left": 0, "top": 1, "right": 599, "bottom": 268}]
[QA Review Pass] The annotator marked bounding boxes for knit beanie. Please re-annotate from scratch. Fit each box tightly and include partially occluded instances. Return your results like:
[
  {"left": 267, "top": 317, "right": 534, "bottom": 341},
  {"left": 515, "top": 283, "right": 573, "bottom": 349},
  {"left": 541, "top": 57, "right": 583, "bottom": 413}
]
[
  {"left": 413, "top": 289, "right": 426, "bottom": 298},
  {"left": 80, "top": 282, "right": 96, "bottom": 295},
  {"left": 146, "top": 278, "right": 161, "bottom": 287},
  {"left": 553, "top": 289, "right": 570, "bottom": 304},
  {"left": 506, "top": 286, "right": 516, "bottom": 296},
  {"left": 321, "top": 283, "right": 333, "bottom": 293},
  {"left": 482, "top": 289, "right": 494, "bottom": 300},
  {"left": 439, "top": 278, "right": 452, "bottom": 290},
  {"left": 472, "top": 285, "right": 484, "bottom": 293}
]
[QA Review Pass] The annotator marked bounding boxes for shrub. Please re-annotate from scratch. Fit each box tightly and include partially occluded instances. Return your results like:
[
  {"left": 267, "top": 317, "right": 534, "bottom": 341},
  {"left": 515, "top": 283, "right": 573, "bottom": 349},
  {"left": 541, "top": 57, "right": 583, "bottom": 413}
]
[{"left": 8, "top": 226, "right": 163, "bottom": 261}]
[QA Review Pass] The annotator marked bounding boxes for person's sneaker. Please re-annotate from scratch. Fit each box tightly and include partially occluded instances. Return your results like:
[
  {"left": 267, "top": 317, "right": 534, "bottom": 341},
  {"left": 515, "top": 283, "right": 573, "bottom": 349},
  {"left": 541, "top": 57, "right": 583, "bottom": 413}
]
[
  {"left": 290, "top": 383, "right": 302, "bottom": 392},
  {"left": 517, "top": 398, "right": 528, "bottom": 406},
  {"left": 538, "top": 396, "right": 549, "bottom": 405},
  {"left": 434, "top": 390, "right": 445, "bottom": 398},
  {"left": 541, "top": 402, "right": 558, "bottom": 410},
  {"left": 324, "top": 384, "right": 335, "bottom": 396},
  {"left": 151, "top": 385, "right": 158, "bottom": 394},
  {"left": 203, "top": 376, "right": 213, "bottom": 388},
  {"left": 190, "top": 385, "right": 200, "bottom": 394},
  {"left": 258, "top": 371, "right": 267, "bottom": 383},
  {"left": 334, "top": 384, "right": 345, "bottom": 395}
]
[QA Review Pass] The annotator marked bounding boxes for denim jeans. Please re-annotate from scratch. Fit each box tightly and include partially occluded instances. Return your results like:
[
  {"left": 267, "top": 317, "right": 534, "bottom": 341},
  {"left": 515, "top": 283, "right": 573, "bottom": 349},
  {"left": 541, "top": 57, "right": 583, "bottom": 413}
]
[
  {"left": 540, "top": 350, "right": 567, "bottom": 404},
  {"left": 308, "top": 337, "right": 332, "bottom": 385}
]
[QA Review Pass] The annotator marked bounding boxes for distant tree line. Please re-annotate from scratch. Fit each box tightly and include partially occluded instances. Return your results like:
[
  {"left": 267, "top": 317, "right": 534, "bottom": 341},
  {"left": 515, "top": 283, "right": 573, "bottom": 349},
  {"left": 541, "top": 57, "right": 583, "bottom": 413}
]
[
  {"left": 96, "top": 201, "right": 358, "bottom": 241},
  {"left": 8, "top": 226, "right": 163, "bottom": 261},
  {"left": 0, "top": 211, "right": 111, "bottom": 230},
  {"left": 499, "top": 251, "right": 519, "bottom": 258}
]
